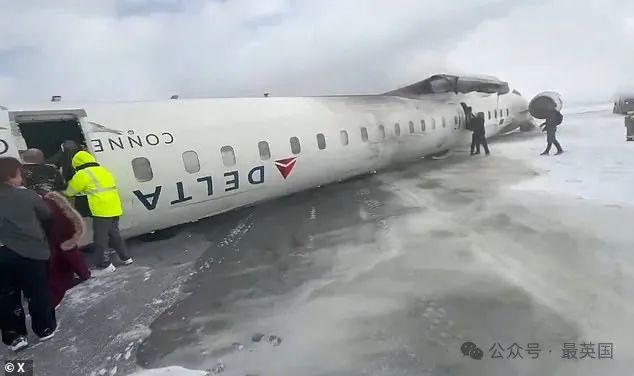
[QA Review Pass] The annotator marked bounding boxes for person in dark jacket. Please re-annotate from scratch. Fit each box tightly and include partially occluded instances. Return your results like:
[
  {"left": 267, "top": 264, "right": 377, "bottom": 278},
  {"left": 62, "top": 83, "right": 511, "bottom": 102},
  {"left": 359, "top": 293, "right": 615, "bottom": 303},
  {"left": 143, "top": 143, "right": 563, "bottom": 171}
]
[
  {"left": 0, "top": 157, "right": 57, "bottom": 352},
  {"left": 626, "top": 111, "right": 634, "bottom": 141},
  {"left": 540, "top": 110, "right": 564, "bottom": 155},
  {"left": 46, "top": 141, "right": 91, "bottom": 217},
  {"left": 21, "top": 163, "right": 91, "bottom": 309},
  {"left": 473, "top": 112, "right": 490, "bottom": 155},
  {"left": 21, "top": 148, "right": 66, "bottom": 194},
  {"left": 46, "top": 140, "right": 82, "bottom": 182},
  {"left": 41, "top": 191, "right": 91, "bottom": 309},
  {"left": 462, "top": 105, "right": 479, "bottom": 155}
]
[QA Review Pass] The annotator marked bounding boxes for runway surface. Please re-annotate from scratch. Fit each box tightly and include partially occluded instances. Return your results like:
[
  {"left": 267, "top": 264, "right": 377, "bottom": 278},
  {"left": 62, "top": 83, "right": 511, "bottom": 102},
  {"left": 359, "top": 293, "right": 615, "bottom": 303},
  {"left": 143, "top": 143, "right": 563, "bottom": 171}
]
[{"left": 3, "top": 106, "right": 633, "bottom": 376}]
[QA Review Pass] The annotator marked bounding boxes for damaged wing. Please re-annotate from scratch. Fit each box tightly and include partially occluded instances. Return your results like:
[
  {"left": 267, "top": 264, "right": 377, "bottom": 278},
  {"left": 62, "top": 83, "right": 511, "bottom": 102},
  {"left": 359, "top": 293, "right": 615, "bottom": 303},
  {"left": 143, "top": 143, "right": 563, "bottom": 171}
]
[{"left": 385, "top": 74, "right": 510, "bottom": 97}]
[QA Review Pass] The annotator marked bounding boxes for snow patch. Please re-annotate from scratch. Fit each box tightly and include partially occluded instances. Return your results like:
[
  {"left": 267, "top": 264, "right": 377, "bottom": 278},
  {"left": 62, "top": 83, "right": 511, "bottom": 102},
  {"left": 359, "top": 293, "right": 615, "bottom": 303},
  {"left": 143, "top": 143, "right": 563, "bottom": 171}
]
[
  {"left": 217, "top": 214, "right": 253, "bottom": 248},
  {"left": 126, "top": 366, "right": 209, "bottom": 376},
  {"left": 210, "top": 360, "right": 225, "bottom": 374},
  {"left": 114, "top": 324, "right": 151, "bottom": 343},
  {"left": 59, "top": 344, "right": 78, "bottom": 354},
  {"left": 65, "top": 266, "right": 153, "bottom": 312},
  {"left": 497, "top": 110, "right": 634, "bottom": 207}
]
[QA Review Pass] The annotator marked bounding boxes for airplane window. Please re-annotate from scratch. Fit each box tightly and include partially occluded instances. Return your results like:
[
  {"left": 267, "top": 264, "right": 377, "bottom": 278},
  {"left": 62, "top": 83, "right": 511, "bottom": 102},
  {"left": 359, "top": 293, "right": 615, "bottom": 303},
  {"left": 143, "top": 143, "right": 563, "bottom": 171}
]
[
  {"left": 360, "top": 127, "right": 368, "bottom": 142},
  {"left": 506, "top": 108, "right": 510, "bottom": 116},
  {"left": 258, "top": 141, "right": 271, "bottom": 160},
  {"left": 394, "top": 123, "right": 401, "bottom": 136},
  {"left": 290, "top": 136, "right": 301, "bottom": 154},
  {"left": 221, "top": 145, "right": 236, "bottom": 166},
  {"left": 488, "top": 111, "right": 491, "bottom": 120},
  {"left": 316, "top": 133, "right": 326, "bottom": 150},
  {"left": 454, "top": 116, "right": 458, "bottom": 126},
  {"left": 494, "top": 110, "right": 498, "bottom": 119},
  {"left": 131, "top": 157, "right": 153, "bottom": 182},
  {"left": 182, "top": 151, "right": 200, "bottom": 174},
  {"left": 378, "top": 125, "right": 386, "bottom": 140},
  {"left": 340, "top": 130, "right": 349, "bottom": 146},
  {"left": 421, "top": 120, "right": 426, "bottom": 132},
  {"left": 500, "top": 109, "right": 504, "bottom": 118},
  {"left": 409, "top": 121, "right": 415, "bottom": 133},
  {"left": 431, "top": 118, "right": 436, "bottom": 130},
  {"left": 442, "top": 117, "right": 446, "bottom": 128}
]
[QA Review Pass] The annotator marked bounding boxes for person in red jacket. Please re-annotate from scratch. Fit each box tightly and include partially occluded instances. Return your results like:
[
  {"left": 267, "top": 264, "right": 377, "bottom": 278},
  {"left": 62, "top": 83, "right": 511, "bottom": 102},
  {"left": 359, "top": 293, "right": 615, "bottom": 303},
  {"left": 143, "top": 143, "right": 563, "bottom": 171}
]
[{"left": 41, "top": 191, "right": 91, "bottom": 309}]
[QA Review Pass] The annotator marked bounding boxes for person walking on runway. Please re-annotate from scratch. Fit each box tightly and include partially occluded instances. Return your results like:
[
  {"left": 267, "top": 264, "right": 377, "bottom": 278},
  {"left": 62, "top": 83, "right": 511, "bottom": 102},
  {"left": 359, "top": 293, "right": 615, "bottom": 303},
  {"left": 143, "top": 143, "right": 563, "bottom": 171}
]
[{"left": 540, "top": 109, "right": 564, "bottom": 155}]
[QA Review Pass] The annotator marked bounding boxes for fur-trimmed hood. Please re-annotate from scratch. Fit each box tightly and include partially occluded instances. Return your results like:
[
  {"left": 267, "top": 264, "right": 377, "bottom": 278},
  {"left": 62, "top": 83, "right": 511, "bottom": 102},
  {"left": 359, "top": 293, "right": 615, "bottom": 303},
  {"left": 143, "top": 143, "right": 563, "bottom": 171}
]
[{"left": 43, "top": 191, "right": 86, "bottom": 251}]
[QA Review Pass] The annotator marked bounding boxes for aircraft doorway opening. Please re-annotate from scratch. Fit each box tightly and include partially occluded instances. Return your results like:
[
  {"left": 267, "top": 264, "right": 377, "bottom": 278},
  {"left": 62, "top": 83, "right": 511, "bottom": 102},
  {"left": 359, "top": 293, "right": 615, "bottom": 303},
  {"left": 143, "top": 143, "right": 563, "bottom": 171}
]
[
  {"left": 14, "top": 112, "right": 91, "bottom": 218},
  {"left": 15, "top": 114, "right": 87, "bottom": 161}
]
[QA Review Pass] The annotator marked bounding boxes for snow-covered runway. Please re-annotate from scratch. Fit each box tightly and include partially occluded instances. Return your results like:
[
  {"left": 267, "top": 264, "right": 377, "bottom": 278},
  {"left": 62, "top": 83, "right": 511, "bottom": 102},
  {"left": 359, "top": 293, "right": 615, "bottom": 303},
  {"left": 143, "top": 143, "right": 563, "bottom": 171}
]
[{"left": 4, "top": 106, "right": 633, "bottom": 376}]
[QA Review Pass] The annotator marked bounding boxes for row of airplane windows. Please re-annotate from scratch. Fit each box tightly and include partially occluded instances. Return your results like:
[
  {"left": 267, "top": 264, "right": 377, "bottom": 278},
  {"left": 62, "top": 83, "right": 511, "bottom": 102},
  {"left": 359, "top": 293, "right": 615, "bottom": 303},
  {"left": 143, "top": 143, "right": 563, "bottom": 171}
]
[
  {"left": 493, "top": 108, "right": 510, "bottom": 119},
  {"left": 130, "top": 108, "right": 509, "bottom": 182}
]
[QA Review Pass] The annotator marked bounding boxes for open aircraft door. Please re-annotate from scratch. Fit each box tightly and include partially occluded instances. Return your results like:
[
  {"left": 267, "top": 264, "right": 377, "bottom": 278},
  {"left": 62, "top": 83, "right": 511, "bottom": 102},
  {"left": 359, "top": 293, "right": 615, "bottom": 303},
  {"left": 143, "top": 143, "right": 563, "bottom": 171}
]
[{"left": 0, "top": 107, "right": 20, "bottom": 159}]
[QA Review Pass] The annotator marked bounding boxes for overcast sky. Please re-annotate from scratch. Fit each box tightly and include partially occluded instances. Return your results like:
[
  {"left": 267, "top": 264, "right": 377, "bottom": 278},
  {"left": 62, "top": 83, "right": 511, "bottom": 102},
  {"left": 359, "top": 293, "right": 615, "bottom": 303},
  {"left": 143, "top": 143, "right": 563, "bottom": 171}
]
[{"left": 0, "top": 0, "right": 632, "bottom": 105}]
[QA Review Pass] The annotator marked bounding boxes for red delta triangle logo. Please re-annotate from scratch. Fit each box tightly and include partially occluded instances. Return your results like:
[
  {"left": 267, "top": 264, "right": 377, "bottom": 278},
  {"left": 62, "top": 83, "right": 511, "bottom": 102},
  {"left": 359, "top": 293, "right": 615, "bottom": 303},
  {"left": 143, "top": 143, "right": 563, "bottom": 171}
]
[{"left": 274, "top": 157, "right": 297, "bottom": 179}]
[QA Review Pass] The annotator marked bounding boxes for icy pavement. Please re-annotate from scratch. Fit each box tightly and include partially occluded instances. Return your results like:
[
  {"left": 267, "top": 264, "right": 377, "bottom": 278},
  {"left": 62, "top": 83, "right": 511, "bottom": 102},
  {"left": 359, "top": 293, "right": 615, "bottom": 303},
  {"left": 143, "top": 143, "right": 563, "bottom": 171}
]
[
  {"left": 0, "top": 233, "right": 211, "bottom": 376},
  {"left": 133, "top": 106, "right": 633, "bottom": 375},
  {"left": 4, "top": 106, "right": 634, "bottom": 376},
  {"left": 126, "top": 366, "right": 208, "bottom": 376},
  {"left": 500, "top": 103, "right": 634, "bottom": 206}
]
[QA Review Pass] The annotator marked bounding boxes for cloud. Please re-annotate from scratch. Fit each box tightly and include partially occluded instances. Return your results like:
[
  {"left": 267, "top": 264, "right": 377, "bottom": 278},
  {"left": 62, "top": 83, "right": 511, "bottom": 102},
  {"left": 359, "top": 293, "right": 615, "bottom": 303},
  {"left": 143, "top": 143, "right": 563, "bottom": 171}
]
[
  {"left": 0, "top": 0, "right": 631, "bottom": 105},
  {"left": 447, "top": 0, "right": 634, "bottom": 103}
]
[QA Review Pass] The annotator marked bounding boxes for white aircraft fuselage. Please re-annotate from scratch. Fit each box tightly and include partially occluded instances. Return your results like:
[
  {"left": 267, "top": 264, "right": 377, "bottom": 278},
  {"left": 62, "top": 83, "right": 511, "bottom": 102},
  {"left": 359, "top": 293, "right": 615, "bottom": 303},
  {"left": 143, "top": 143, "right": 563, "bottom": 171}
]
[{"left": 0, "top": 82, "right": 532, "bottom": 239}]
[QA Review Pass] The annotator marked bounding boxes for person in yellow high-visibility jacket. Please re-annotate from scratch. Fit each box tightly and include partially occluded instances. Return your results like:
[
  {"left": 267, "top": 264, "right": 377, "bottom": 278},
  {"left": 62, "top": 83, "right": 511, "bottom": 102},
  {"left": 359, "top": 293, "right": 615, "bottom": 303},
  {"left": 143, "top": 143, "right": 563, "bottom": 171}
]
[{"left": 64, "top": 151, "right": 132, "bottom": 271}]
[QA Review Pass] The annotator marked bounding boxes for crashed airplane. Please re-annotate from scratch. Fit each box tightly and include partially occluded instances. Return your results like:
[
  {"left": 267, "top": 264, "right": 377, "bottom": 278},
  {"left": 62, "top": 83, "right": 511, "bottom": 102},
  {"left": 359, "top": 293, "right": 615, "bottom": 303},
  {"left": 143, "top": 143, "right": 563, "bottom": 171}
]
[{"left": 0, "top": 74, "right": 557, "bottom": 239}]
